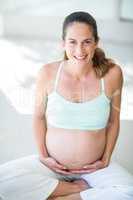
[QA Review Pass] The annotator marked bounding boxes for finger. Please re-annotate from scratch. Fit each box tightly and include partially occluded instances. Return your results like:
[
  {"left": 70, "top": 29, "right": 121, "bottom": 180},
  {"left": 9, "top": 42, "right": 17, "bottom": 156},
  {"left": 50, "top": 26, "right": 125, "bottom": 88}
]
[
  {"left": 54, "top": 160, "right": 68, "bottom": 169},
  {"left": 55, "top": 163, "right": 68, "bottom": 170},
  {"left": 70, "top": 169, "right": 96, "bottom": 174},
  {"left": 83, "top": 164, "right": 97, "bottom": 169},
  {"left": 55, "top": 169, "right": 72, "bottom": 175},
  {"left": 83, "top": 161, "right": 103, "bottom": 169},
  {"left": 93, "top": 161, "right": 104, "bottom": 169},
  {"left": 73, "top": 170, "right": 95, "bottom": 174}
]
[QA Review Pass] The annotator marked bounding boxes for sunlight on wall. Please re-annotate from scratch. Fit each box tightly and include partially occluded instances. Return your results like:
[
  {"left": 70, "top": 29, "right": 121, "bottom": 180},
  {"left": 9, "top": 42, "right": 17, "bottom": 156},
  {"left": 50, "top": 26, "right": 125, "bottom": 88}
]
[
  {"left": 0, "top": 39, "right": 43, "bottom": 114},
  {"left": 121, "top": 62, "right": 133, "bottom": 120}
]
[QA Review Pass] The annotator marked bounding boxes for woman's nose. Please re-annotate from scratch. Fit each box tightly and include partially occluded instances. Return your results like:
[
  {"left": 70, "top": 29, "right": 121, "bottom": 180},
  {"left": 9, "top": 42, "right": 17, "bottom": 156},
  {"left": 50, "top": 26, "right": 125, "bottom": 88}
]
[{"left": 75, "top": 44, "right": 85, "bottom": 55}]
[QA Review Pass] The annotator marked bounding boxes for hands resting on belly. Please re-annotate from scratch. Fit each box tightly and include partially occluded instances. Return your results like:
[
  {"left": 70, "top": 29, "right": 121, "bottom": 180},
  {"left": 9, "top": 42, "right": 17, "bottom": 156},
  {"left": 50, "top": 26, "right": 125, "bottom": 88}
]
[{"left": 39, "top": 156, "right": 110, "bottom": 175}]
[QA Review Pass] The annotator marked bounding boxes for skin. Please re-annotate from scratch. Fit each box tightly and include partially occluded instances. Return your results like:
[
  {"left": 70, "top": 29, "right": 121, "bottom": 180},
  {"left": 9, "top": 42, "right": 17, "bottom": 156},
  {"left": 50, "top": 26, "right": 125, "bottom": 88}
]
[
  {"left": 34, "top": 22, "right": 123, "bottom": 199},
  {"left": 47, "top": 179, "right": 89, "bottom": 199},
  {"left": 48, "top": 193, "right": 82, "bottom": 200}
]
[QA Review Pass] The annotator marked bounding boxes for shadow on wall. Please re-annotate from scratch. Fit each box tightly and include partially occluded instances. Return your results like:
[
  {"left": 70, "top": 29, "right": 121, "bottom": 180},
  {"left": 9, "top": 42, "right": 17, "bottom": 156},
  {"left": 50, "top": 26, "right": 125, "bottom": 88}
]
[{"left": 112, "top": 120, "right": 133, "bottom": 174}]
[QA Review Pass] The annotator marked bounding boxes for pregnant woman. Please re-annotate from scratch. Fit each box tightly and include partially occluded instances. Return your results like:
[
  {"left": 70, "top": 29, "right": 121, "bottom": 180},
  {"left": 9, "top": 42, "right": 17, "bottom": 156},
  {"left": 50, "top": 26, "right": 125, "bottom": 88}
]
[{"left": 0, "top": 11, "right": 133, "bottom": 200}]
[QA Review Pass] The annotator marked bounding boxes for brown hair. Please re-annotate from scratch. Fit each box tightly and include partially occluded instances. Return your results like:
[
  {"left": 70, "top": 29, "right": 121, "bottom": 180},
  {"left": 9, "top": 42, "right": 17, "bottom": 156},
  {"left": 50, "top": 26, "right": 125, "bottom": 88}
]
[{"left": 62, "top": 11, "right": 115, "bottom": 77}]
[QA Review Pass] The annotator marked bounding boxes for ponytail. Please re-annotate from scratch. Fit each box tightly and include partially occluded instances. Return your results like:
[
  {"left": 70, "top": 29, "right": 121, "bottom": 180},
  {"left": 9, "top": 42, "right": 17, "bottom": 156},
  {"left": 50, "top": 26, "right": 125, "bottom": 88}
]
[{"left": 93, "top": 48, "right": 115, "bottom": 77}]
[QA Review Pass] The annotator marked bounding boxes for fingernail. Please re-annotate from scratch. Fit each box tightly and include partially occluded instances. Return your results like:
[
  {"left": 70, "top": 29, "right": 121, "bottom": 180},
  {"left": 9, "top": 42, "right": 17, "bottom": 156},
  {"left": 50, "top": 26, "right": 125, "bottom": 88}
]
[{"left": 83, "top": 166, "right": 88, "bottom": 169}]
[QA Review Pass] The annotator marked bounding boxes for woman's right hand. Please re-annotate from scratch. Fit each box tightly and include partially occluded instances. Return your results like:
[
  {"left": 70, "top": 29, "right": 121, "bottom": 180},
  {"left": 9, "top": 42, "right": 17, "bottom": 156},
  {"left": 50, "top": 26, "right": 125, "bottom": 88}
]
[{"left": 39, "top": 156, "right": 72, "bottom": 175}]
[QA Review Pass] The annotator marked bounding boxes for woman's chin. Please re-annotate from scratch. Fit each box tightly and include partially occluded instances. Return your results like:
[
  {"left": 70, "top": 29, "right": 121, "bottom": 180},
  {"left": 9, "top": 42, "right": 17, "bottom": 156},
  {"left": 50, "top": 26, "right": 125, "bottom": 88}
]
[{"left": 72, "top": 58, "right": 88, "bottom": 66}]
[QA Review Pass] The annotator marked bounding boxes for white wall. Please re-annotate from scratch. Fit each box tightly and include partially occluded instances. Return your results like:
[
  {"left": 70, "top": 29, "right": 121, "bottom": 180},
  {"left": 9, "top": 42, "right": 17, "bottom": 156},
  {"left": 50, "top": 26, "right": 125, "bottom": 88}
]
[
  {"left": 112, "top": 120, "right": 133, "bottom": 174},
  {"left": 0, "top": 15, "right": 4, "bottom": 36},
  {"left": 0, "top": 0, "right": 120, "bottom": 19},
  {"left": 2, "top": 16, "right": 133, "bottom": 42}
]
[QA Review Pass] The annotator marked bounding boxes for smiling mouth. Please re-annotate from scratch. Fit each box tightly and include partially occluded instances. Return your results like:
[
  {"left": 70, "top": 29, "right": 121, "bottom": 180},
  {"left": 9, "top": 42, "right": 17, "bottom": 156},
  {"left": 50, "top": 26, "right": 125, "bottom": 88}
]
[{"left": 74, "top": 55, "right": 87, "bottom": 60}]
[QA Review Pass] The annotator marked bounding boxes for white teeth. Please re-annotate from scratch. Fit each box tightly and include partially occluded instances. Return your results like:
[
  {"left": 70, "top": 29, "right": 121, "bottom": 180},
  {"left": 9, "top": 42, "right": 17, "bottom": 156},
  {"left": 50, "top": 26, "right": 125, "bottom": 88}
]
[{"left": 75, "top": 56, "right": 86, "bottom": 60}]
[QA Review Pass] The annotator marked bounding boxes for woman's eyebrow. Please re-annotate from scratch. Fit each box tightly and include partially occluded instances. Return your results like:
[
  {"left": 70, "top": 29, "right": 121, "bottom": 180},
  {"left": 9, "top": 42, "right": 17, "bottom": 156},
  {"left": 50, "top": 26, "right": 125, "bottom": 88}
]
[{"left": 68, "top": 38, "right": 94, "bottom": 41}]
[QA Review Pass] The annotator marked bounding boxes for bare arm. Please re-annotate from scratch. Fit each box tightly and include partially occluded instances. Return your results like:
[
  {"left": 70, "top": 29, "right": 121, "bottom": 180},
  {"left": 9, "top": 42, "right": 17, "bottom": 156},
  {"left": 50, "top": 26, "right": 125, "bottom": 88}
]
[
  {"left": 33, "top": 65, "right": 49, "bottom": 158},
  {"left": 102, "top": 66, "right": 123, "bottom": 164},
  {"left": 33, "top": 63, "right": 73, "bottom": 174}
]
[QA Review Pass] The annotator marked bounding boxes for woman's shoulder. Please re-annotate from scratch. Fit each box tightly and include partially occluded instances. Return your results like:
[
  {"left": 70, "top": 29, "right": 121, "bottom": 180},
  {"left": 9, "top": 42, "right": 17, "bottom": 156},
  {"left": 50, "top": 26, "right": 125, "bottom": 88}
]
[
  {"left": 38, "top": 60, "right": 62, "bottom": 80},
  {"left": 105, "top": 64, "right": 123, "bottom": 81},
  {"left": 110, "top": 64, "right": 122, "bottom": 77},
  {"left": 105, "top": 64, "right": 123, "bottom": 90}
]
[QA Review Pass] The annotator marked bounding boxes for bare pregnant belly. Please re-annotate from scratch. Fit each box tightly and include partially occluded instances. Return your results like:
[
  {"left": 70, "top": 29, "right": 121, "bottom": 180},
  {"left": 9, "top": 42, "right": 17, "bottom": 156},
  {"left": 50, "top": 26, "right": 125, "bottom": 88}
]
[{"left": 46, "top": 126, "right": 106, "bottom": 169}]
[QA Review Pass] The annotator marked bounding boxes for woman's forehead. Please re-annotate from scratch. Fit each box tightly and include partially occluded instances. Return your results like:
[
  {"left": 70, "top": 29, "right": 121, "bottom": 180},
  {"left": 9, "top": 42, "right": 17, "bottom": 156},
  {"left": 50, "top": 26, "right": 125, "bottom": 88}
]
[{"left": 65, "top": 22, "right": 94, "bottom": 37}]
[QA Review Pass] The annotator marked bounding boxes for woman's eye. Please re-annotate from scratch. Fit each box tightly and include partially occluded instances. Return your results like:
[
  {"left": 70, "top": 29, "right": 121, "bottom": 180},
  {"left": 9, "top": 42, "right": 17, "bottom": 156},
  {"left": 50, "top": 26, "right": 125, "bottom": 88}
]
[
  {"left": 84, "top": 41, "right": 91, "bottom": 44},
  {"left": 69, "top": 41, "right": 75, "bottom": 44}
]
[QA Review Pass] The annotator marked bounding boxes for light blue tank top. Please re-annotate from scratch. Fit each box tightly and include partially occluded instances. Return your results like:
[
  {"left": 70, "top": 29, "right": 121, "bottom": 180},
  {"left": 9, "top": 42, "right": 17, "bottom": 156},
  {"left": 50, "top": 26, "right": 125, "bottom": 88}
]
[{"left": 46, "top": 62, "right": 111, "bottom": 130}]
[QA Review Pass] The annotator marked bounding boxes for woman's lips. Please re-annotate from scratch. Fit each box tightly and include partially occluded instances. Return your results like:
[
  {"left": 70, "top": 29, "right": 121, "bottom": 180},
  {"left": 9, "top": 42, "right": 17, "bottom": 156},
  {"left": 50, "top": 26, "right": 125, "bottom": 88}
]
[{"left": 74, "top": 55, "right": 87, "bottom": 60}]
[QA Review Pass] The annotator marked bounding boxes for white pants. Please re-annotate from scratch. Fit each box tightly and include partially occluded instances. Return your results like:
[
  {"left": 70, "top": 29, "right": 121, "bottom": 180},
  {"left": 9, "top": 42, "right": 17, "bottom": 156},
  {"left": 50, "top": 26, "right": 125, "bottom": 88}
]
[
  {"left": 80, "top": 162, "right": 133, "bottom": 200},
  {"left": 0, "top": 155, "right": 133, "bottom": 200}
]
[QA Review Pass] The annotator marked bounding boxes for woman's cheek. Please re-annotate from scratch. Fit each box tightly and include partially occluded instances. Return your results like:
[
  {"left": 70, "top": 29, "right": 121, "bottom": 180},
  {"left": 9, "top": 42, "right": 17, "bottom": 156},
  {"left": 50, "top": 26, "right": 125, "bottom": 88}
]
[
  {"left": 86, "top": 50, "right": 95, "bottom": 61},
  {"left": 86, "top": 52, "right": 93, "bottom": 61},
  {"left": 66, "top": 48, "right": 74, "bottom": 58}
]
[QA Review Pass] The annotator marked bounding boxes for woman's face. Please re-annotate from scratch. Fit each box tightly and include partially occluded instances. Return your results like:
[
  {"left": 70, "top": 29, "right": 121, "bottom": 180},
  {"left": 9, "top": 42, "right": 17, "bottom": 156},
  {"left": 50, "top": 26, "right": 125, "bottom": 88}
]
[{"left": 62, "top": 22, "right": 98, "bottom": 65}]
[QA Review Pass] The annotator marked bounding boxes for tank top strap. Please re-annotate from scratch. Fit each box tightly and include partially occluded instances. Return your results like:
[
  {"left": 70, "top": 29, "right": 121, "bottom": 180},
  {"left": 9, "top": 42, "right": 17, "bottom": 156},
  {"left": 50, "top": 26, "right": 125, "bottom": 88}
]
[
  {"left": 101, "top": 78, "right": 105, "bottom": 93},
  {"left": 54, "top": 61, "right": 64, "bottom": 91}
]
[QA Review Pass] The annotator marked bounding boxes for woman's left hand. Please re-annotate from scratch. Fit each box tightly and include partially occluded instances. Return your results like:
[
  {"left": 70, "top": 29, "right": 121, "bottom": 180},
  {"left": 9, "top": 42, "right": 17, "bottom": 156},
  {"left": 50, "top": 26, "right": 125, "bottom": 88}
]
[{"left": 69, "top": 158, "right": 110, "bottom": 174}]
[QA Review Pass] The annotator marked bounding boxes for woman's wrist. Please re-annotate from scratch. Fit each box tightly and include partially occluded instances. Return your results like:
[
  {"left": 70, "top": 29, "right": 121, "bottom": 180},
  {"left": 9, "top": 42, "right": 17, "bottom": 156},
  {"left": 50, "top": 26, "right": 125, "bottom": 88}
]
[
  {"left": 101, "top": 154, "right": 111, "bottom": 166},
  {"left": 102, "top": 150, "right": 112, "bottom": 160},
  {"left": 39, "top": 154, "right": 49, "bottom": 161}
]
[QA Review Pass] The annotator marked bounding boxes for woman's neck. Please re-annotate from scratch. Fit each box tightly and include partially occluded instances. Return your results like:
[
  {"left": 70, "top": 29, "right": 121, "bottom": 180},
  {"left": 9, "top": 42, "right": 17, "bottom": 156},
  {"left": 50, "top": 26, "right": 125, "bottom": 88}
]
[{"left": 65, "top": 60, "right": 94, "bottom": 80}]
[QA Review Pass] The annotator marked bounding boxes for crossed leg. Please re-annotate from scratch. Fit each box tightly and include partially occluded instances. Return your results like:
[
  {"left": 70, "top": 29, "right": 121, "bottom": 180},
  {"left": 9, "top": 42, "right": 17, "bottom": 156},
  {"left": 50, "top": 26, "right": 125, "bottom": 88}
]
[
  {"left": 49, "top": 162, "right": 133, "bottom": 200},
  {"left": 49, "top": 193, "right": 82, "bottom": 200},
  {"left": 48, "top": 179, "right": 89, "bottom": 199}
]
